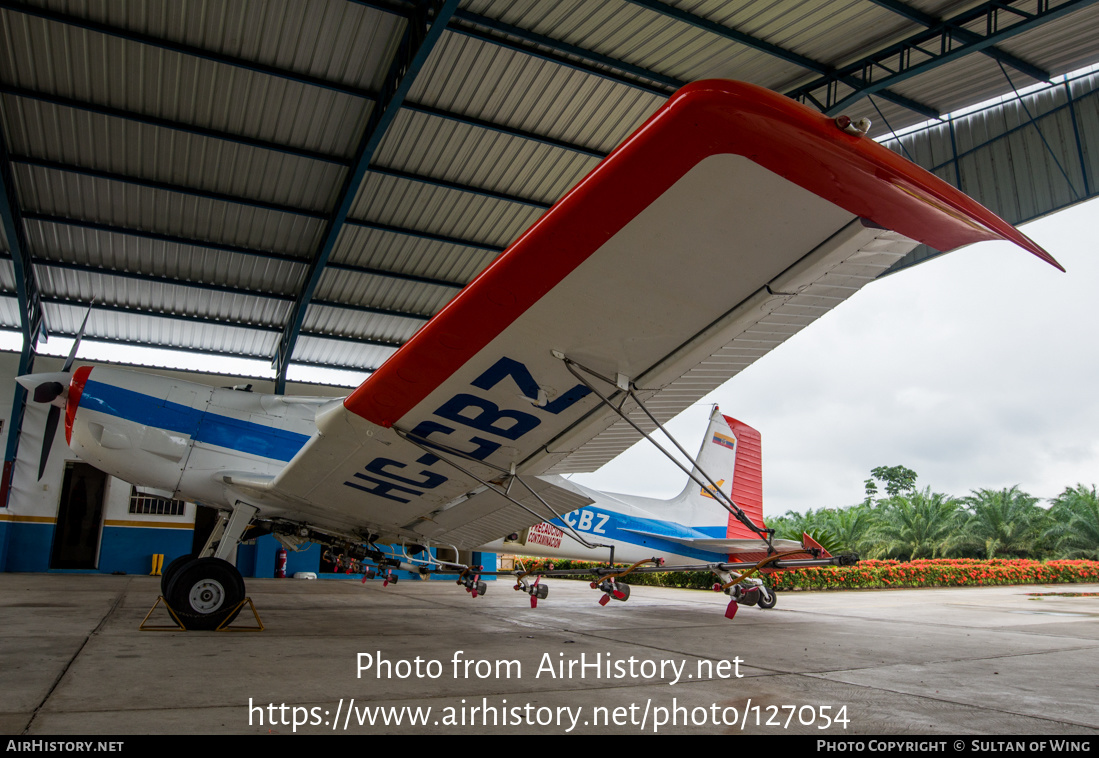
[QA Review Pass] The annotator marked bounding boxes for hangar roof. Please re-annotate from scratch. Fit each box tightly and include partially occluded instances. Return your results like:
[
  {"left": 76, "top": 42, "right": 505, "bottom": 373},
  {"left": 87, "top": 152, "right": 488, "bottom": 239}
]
[{"left": 1, "top": 0, "right": 1097, "bottom": 389}]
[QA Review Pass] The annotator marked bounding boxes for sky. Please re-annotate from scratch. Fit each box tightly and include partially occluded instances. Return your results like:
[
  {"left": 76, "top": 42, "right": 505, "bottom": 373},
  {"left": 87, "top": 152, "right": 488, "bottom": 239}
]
[{"left": 571, "top": 196, "right": 1099, "bottom": 517}]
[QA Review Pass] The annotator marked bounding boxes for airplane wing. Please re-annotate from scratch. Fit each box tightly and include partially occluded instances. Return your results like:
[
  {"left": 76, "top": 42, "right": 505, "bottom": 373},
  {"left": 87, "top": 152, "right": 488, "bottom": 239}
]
[{"left": 251, "top": 80, "right": 1057, "bottom": 549}]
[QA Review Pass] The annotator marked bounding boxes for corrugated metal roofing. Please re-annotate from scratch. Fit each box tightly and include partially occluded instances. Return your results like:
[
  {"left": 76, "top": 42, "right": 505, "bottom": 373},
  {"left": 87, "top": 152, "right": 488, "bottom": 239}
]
[{"left": 0, "top": 0, "right": 1097, "bottom": 384}]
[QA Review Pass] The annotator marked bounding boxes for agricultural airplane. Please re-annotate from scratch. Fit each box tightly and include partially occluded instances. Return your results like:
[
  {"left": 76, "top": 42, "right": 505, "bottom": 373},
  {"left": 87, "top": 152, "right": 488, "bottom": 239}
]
[{"left": 16, "top": 81, "right": 1059, "bottom": 629}]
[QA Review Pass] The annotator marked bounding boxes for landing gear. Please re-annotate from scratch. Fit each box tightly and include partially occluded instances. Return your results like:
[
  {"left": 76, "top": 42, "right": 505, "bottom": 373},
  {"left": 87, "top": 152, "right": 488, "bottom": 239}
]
[
  {"left": 160, "top": 554, "right": 195, "bottom": 596},
  {"left": 757, "top": 585, "right": 777, "bottom": 609},
  {"left": 165, "top": 557, "right": 246, "bottom": 630}
]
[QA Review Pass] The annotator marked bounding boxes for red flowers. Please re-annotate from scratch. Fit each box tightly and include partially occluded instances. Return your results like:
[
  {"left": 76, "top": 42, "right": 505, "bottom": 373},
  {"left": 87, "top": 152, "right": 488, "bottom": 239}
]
[{"left": 770, "top": 558, "right": 1099, "bottom": 591}]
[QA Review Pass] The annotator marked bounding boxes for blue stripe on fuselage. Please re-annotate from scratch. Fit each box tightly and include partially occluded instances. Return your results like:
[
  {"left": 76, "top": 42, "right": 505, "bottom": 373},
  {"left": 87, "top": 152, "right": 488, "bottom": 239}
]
[
  {"left": 549, "top": 508, "right": 728, "bottom": 562},
  {"left": 79, "top": 380, "right": 310, "bottom": 462}
]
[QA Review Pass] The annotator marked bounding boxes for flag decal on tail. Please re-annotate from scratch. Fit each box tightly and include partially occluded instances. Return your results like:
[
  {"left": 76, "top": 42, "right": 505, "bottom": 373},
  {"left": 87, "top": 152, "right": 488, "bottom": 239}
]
[{"left": 712, "top": 433, "right": 736, "bottom": 450}]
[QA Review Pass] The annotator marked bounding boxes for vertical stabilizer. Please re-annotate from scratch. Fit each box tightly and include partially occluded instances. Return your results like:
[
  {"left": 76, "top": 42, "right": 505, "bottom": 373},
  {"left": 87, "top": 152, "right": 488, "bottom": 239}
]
[
  {"left": 671, "top": 407, "right": 765, "bottom": 535},
  {"left": 722, "top": 416, "right": 765, "bottom": 539}
]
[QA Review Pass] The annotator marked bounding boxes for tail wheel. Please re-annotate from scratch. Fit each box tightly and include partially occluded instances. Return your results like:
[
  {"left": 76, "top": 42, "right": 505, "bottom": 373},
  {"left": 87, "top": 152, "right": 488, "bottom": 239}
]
[
  {"left": 758, "top": 586, "right": 777, "bottom": 609},
  {"left": 165, "top": 557, "right": 246, "bottom": 630},
  {"left": 160, "top": 553, "right": 196, "bottom": 597}
]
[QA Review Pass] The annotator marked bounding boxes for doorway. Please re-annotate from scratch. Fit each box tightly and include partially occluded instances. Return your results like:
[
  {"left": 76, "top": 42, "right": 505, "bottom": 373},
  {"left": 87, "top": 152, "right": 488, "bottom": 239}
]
[{"left": 49, "top": 462, "right": 107, "bottom": 569}]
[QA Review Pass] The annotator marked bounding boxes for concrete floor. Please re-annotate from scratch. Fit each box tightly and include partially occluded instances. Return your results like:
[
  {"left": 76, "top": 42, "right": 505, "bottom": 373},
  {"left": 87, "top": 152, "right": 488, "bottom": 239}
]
[{"left": 2, "top": 573, "right": 1098, "bottom": 735}]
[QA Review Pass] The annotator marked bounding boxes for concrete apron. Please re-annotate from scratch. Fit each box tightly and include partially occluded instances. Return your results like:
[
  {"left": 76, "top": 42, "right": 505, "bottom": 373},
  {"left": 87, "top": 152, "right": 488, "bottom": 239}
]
[{"left": 2, "top": 573, "right": 1098, "bottom": 735}]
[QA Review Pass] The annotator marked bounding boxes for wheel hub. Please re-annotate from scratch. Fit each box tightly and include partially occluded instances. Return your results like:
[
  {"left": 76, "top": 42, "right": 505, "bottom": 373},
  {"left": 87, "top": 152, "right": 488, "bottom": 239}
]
[{"left": 189, "top": 579, "right": 226, "bottom": 613}]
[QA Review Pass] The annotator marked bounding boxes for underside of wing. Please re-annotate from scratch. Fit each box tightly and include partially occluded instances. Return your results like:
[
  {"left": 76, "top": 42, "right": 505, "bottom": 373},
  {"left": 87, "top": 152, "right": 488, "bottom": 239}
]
[{"left": 264, "top": 80, "right": 1057, "bottom": 550}]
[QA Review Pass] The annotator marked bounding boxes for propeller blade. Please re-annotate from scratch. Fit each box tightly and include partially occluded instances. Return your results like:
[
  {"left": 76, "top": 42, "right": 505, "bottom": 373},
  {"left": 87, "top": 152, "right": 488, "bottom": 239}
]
[
  {"left": 38, "top": 405, "right": 60, "bottom": 480},
  {"left": 62, "top": 306, "right": 93, "bottom": 373}
]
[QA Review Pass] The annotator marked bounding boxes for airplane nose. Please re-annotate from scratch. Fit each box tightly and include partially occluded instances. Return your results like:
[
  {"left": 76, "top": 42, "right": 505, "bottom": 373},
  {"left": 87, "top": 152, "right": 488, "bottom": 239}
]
[{"left": 16, "top": 372, "right": 71, "bottom": 400}]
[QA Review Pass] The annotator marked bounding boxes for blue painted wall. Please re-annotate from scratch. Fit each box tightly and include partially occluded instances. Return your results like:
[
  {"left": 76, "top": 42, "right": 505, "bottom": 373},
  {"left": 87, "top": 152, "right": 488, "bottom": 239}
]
[
  {"left": 99, "top": 526, "right": 195, "bottom": 575},
  {"left": 3, "top": 521, "right": 53, "bottom": 572},
  {"left": 1, "top": 519, "right": 499, "bottom": 581}
]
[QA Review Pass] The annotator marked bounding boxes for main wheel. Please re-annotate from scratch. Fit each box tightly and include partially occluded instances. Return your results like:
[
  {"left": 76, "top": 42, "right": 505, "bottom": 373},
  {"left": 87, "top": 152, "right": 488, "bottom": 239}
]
[
  {"left": 165, "top": 557, "right": 246, "bottom": 630},
  {"left": 757, "top": 586, "right": 777, "bottom": 609},
  {"left": 160, "top": 553, "right": 196, "bottom": 596}
]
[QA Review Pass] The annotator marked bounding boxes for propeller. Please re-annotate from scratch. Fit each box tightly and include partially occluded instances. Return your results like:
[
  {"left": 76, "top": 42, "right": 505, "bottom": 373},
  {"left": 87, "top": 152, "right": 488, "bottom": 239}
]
[{"left": 16, "top": 307, "right": 93, "bottom": 480}]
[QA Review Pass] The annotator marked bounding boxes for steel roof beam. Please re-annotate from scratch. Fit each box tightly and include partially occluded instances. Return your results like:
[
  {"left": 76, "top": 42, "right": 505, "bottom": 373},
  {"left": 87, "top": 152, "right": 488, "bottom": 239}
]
[
  {"left": 0, "top": 85, "right": 353, "bottom": 167},
  {"left": 10, "top": 155, "right": 329, "bottom": 221},
  {"left": 403, "top": 102, "right": 607, "bottom": 159},
  {"left": 345, "top": 218, "right": 506, "bottom": 255},
  {"left": 22, "top": 213, "right": 310, "bottom": 266},
  {"left": 0, "top": 323, "right": 382, "bottom": 381},
  {"left": 624, "top": 0, "right": 939, "bottom": 119},
  {"left": 12, "top": 153, "right": 540, "bottom": 224},
  {"left": 0, "top": 1, "right": 374, "bottom": 101},
  {"left": 28, "top": 256, "right": 438, "bottom": 323},
  {"left": 370, "top": 165, "right": 552, "bottom": 209},
  {"left": 790, "top": 0, "right": 1097, "bottom": 116},
  {"left": 274, "top": 0, "right": 461, "bottom": 394},
  {"left": 867, "top": 0, "right": 1052, "bottom": 83},
  {"left": 38, "top": 297, "right": 404, "bottom": 350},
  {"left": 0, "top": 5, "right": 607, "bottom": 176},
  {"left": 449, "top": 11, "right": 679, "bottom": 96},
  {"left": 22, "top": 213, "right": 477, "bottom": 288},
  {"left": 4, "top": 84, "right": 594, "bottom": 201}
]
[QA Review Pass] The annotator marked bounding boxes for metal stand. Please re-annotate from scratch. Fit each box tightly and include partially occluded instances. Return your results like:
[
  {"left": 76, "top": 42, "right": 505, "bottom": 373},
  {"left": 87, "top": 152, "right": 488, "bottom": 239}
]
[{"left": 139, "top": 595, "right": 265, "bottom": 632}]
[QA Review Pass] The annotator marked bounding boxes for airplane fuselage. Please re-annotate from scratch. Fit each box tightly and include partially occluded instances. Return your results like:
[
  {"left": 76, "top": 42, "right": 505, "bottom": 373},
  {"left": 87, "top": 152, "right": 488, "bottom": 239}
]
[
  {"left": 478, "top": 479, "right": 732, "bottom": 566},
  {"left": 66, "top": 365, "right": 326, "bottom": 509}
]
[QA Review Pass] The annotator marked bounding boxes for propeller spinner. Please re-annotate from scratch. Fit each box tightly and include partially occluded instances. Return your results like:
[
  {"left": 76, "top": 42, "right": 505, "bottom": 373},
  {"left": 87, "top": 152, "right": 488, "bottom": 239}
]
[{"left": 16, "top": 308, "right": 92, "bottom": 479}]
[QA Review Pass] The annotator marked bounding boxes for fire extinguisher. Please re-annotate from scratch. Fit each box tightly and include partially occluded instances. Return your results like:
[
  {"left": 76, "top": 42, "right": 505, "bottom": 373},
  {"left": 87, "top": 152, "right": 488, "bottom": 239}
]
[{"left": 275, "top": 546, "right": 287, "bottom": 578}]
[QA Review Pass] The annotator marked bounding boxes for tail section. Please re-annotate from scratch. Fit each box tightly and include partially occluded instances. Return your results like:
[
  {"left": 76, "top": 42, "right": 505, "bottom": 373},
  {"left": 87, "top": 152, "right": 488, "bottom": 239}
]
[
  {"left": 672, "top": 407, "right": 767, "bottom": 537},
  {"left": 722, "top": 417, "right": 765, "bottom": 540}
]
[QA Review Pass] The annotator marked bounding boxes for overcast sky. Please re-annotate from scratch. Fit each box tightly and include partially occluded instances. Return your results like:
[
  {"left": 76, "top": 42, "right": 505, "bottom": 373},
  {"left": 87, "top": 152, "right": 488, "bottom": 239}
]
[{"left": 572, "top": 197, "right": 1099, "bottom": 518}]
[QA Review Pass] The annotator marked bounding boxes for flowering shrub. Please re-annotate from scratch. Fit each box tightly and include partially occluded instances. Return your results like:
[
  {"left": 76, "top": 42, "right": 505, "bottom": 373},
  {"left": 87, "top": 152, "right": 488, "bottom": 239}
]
[
  {"left": 768, "top": 558, "right": 1099, "bottom": 591},
  {"left": 516, "top": 557, "right": 1099, "bottom": 591}
]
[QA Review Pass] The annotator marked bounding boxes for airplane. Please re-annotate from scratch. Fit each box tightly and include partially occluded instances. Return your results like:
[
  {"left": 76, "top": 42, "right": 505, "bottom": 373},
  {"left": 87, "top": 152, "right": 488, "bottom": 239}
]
[
  {"left": 13, "top": 80, "right": 1060, "bottom": 629},
  {"left": 478, "top": 406, "right": 835, "bottom": 615}
]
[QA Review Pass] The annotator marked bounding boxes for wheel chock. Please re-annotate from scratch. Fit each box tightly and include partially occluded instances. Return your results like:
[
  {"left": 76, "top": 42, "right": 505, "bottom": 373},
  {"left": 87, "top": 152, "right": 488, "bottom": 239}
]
[
  {"left": 215, "top": 598, "right": 265, "bottom": 632},
  {"left": 139, "top": 596, "right": 187, "bottom": 631},
  {"left": 139, "top": 596, "right": 264, "bottom": 632}
]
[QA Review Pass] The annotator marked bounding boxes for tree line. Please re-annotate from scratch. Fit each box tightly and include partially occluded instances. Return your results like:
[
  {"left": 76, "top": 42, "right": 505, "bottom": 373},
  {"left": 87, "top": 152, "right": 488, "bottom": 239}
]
[{"left": 767, "top": 466, "right": 1099, "bottom": 561}]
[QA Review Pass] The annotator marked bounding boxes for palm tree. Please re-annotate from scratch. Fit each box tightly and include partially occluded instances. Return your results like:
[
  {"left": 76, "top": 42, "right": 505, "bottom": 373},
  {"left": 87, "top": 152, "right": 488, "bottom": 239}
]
[
  {"left": 815, "top": 504, "right": 876, "bottom": 556},
  {"left": 867, "top": 487, "right": 962, "bottom": 560},
  {"left": 954, "top": 486, "right": 1048, "bottom": 558},
  {"left": 1045, "top": 484, "right": 1099, "bottom": 559},
  {"left": 768, "top": 508, "right": 845, "bottom": 555}
]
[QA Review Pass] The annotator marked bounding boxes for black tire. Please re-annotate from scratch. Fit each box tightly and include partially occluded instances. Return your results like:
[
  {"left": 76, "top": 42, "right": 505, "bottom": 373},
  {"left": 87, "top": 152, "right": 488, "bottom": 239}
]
[
  {"left": 161, "top": 554, "right": 196, "bottom": 596},
  {"left": 613, "top": 583, "right": 630, "bottom": 601},
  {"left": 757, "top": 586, "right": 777, "bottom": 609},
  {"left": 165, "top": 557, "right": 246, "bottom": 630}
]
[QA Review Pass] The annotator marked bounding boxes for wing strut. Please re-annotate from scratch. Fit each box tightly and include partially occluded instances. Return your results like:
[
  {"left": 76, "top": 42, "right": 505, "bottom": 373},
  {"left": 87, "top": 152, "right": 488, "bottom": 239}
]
[
  {"left": 392, "top": 427, "right": 616, "bottom": 559},
  {"left": 558, "top": 354, "right": 775, "bottom": 549}
]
